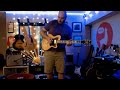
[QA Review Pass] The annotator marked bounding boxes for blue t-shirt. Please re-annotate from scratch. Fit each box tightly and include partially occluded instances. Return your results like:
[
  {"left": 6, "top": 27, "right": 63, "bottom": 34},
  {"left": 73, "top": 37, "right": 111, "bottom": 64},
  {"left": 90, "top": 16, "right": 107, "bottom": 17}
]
[{"left": 44, "top": 20, "right": 72, "bottom": 51}]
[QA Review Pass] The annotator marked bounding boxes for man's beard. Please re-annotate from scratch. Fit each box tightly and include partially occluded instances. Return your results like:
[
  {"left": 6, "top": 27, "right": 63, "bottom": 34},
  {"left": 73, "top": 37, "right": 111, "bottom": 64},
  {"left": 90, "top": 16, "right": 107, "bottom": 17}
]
[{"left": 58, "top": 20, "right": 65, "bottom": 24}]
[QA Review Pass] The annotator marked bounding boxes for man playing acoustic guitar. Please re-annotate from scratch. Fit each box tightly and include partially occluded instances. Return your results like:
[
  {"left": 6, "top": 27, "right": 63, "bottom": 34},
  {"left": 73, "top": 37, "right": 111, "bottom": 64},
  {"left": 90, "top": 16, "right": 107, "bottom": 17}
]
[{"left": 40, "top": 11, "right": 72, "bottom": 79}]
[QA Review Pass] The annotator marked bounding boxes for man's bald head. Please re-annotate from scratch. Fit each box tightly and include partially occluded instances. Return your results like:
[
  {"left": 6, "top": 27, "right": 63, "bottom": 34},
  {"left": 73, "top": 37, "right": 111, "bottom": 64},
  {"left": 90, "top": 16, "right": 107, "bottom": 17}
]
[
  {"left": 57, "top": 11, "right": 67, "bottom": 24},
  {"left": 58, "top": 11, "right": 67, "bottom": 18}
]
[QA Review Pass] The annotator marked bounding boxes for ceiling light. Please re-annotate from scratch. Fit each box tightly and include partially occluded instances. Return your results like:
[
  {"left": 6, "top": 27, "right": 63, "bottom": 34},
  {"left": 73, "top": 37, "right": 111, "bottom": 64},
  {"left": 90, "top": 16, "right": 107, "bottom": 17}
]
[{"left": 6, "top": 11, "right": 84, "bottom": 16}]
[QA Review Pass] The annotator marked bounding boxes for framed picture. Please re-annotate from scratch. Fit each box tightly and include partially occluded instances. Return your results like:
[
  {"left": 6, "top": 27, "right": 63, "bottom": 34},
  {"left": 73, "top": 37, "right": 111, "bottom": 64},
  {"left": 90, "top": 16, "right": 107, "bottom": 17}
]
[
  {"left": 72, "top": 22, "right": 82, "bottom": 32},
  {"left": 8, "top": 22, "right": 14, "bottom": 33},
  {"left": 73, "top": 35, "right": 82, "bottom": 47}
]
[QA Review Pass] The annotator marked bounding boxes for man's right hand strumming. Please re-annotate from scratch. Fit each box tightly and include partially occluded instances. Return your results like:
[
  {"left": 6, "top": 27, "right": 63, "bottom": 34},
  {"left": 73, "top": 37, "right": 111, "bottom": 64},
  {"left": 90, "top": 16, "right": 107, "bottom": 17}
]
[{"left": 46, "top": 37, "right": 52, "bottom": 44}]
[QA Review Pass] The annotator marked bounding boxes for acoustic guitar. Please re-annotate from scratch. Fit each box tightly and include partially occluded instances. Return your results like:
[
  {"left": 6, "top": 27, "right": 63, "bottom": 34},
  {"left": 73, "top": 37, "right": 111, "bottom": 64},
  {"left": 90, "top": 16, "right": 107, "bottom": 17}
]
[
  {"left": 23, "top": 18, "right": 35, "bottom": 51},
  {"left": 41, "top": 34, "right": 91, "bottom": 50},
  {"left": 24, "top": 18, "right": 40, "bottom": 64},
  {"left": 12, "top": 19, "right": 24, "bottom": 51}
]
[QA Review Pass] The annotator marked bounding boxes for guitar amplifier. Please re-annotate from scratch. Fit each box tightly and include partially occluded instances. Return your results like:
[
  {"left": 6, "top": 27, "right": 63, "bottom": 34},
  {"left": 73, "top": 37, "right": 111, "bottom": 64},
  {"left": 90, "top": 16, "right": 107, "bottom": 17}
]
[{"left": 6, "top": 54, "right": 24, "bottom": 67}]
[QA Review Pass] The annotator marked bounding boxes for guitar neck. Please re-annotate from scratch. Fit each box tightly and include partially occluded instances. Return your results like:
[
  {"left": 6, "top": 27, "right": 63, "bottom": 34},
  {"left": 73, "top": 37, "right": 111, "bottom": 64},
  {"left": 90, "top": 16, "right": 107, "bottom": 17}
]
[
  {"left": 17, "top": 19, "right": 21, "bottom": 38},
  {"left": 18, "top": 24, "right": 20, "bottom": 35},
  {"left": 56, "top": 40, "right": 90, "bottom": 44},
  {"left": 28, "top": 26, "right": 31, "bottom": 38},
  {"left": 27, "top": 18, "right": 31, "bottom": 38},
  {"left": 57, "top": 40, "right": 80, "bottom": 44},
  {"left": 27, "top": 18, "right": 34, "bottom": 43}
]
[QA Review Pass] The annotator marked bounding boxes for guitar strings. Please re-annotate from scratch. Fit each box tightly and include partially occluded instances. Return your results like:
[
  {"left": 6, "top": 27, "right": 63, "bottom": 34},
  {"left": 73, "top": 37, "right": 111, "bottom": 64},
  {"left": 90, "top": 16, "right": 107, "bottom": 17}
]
[
  {"left": 21, "top": 50, "right": 34, "bottom": 60},
  {"left": 21, "top": 51, "right": 34, "bottom": 64}
]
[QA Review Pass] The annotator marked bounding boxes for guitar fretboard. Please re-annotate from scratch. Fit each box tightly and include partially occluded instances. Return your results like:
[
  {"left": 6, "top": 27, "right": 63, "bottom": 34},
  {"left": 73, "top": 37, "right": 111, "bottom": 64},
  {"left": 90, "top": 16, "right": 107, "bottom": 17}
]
[{"left": 56, "top": 40, "right": 91, "bottom": 44}]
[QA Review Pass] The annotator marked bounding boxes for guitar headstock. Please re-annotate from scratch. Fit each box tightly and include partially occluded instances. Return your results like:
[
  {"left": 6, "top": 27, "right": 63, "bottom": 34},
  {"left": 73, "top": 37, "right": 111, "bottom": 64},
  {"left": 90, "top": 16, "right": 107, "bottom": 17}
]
[
  {"left": 27, "top": 18, "right": 30, "bottom": 24},
  {"left": 44, "top": 18, "right": 47, "bottom": 25},
  {"left": 17, "top": 19, "right": 20, "bottom": 24}
]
